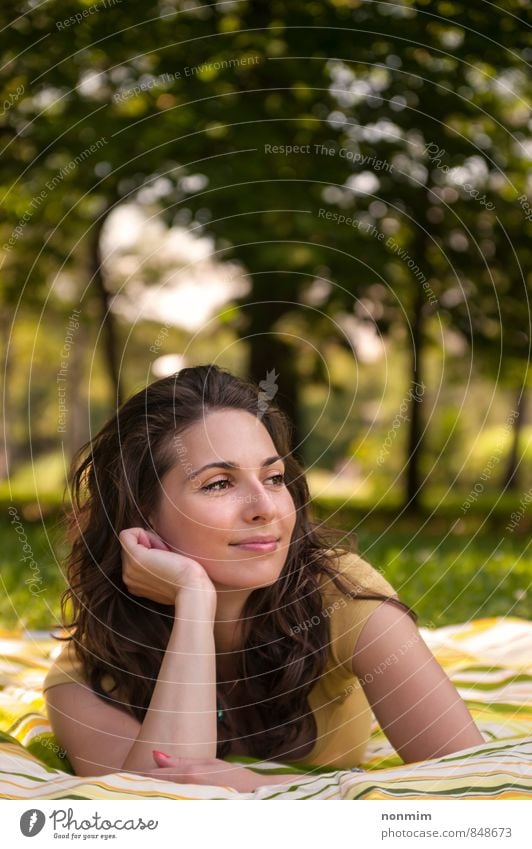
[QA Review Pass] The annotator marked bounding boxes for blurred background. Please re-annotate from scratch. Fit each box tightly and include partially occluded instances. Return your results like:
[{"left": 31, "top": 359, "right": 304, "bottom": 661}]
[{"left": 0, "top": 0, "right": 530, "bottom": 632}]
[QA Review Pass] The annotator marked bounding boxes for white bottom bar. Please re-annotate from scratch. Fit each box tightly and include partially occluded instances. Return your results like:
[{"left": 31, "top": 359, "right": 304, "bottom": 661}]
[{"left": 3, "top": 799, "right": 530, "bottom": 848}]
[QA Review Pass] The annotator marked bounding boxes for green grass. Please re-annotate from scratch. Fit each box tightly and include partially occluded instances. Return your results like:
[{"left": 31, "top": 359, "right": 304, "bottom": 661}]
[
  {"left": 0, "top": 513, "right": 70, "bottom": 632},
  {"left": 1, "top": 500, "right": 530, "bottom": 632},
  {"left": 314, "top": 503, "right": 531, "bottom": 626},
  {"left": 355, "top": 527, "right": 530, "bottom": 627}
]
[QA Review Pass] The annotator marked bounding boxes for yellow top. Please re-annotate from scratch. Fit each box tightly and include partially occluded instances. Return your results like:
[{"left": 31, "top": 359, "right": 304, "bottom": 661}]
[{"left": 43, "top": 549, "right": 398, "bottom": 770}]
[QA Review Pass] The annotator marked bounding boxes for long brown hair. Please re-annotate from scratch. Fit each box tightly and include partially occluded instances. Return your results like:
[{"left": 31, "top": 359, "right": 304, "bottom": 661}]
[{"left": 57, "top": 363, "right": 415, "bottom": 760}]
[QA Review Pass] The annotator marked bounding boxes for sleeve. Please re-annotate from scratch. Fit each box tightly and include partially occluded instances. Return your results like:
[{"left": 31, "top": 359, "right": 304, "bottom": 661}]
[{"left": 322, "top": 549, "right": 401, "bottom": 678}]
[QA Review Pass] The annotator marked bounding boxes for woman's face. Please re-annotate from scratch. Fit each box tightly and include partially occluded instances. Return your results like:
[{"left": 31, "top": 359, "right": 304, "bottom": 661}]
[{"left": 151, "top": 408, "right": 297, "bottom": 591}]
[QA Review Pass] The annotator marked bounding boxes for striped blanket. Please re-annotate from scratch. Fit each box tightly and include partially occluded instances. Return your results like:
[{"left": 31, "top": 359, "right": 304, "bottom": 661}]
[{"left": 1, "top": 617, "right": 531, "bottom": 800}]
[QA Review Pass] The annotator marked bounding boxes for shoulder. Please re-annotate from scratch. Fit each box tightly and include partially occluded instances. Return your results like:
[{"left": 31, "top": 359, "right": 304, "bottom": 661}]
[
  {"left": 318, "top": 548, "right": 401, "bottom": 676},
  {"left": 43, "top": 640, "right": 84, "bottom": 693},
  {"left": 43, "top": 639, "right": 116, "bottom": 696},
  {"left": 320, "top": 547, "right": 398, "bottom": 601}
]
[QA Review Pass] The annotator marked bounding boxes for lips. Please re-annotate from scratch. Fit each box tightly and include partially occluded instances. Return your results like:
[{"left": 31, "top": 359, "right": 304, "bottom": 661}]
[
  {"left": 229, "top": 536, "right": 280, "bottom": 553},
  {"left": 230, "top": 537, "right": 279, "bottom": 545}
]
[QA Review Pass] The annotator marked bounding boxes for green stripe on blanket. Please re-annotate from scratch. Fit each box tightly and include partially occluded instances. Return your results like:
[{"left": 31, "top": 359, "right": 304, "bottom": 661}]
[
  {"left": 1, "top": 617, "right": 531, "bottom": 800},
  {"left": 1, "top": 736, "right": 532, "bottom": 800}
]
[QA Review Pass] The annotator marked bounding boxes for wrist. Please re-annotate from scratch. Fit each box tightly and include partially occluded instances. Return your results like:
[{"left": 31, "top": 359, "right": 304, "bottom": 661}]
[{"left": 174, "top": 586, "right": 217, "bottom": 620}]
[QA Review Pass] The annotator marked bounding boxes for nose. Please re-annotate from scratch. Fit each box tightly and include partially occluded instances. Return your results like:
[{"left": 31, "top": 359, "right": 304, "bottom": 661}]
[{"left": 240, "top": 480, "right": 276, "bottom": 522}]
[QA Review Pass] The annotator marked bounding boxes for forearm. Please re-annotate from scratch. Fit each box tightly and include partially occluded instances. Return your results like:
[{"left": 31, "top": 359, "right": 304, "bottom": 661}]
[
  {"left": 122, "top": 589, "right": 217, "bottom": 770},
  {"left": 131, "top": 759, "right": 321, "bottom": 792}
]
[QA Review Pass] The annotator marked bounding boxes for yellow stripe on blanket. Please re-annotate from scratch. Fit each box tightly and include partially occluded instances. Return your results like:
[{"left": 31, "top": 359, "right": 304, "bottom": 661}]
[{"left": 1, "top": 617, "right": 531, "bottom": 800}]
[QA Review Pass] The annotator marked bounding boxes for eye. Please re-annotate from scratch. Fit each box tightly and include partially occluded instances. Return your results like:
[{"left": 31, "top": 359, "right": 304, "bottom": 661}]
[
  {"left": 200, "top": 472, "right": 285, "bottom": 492},
  {"left": 201, "top": 478, "right": 231, "bottom": 492}
]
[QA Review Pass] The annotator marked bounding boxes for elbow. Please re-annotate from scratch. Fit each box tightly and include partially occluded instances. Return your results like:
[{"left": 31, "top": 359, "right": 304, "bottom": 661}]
[
  {"left": 71, "top": 760, "right": 122, "bottom": 777},
  {"left": 400, "top": 726, "right": 485, "bottom": 764},
  {"left": 437, "top": 725, "right": 485, "bottom": 757}
]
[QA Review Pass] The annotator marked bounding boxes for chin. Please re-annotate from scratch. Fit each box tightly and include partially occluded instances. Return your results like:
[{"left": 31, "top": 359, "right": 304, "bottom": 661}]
[
  {"left": 215, "top": 577, "right": 279, "bottom": 594},
  {"left": 207, "top": 559, "right": 285, "bottom": 591}
]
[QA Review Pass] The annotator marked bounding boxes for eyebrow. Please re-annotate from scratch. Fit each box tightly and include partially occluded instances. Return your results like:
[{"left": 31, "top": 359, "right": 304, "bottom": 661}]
[{"left": 188, "top": 455, "right": 284, "bottom": 480}]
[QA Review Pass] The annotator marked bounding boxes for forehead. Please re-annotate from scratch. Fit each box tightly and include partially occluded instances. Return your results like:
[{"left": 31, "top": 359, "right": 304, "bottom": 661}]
[{"left": 179, "top": 408, "right": 278, "bottom": 459}]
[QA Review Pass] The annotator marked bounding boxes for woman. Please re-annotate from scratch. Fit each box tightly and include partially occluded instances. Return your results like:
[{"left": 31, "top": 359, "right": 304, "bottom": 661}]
[{"left": 44, "top": 364, "right": 483, "bottom": 791}]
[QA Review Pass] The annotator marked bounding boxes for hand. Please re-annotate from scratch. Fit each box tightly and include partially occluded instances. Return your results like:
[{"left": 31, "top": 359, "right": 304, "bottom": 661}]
[
  {"left": 134, "top": 752, "right": 297, "bottom": 792},
  {"left": 119, "top": 527, "right": 216, "bottom": 605}
]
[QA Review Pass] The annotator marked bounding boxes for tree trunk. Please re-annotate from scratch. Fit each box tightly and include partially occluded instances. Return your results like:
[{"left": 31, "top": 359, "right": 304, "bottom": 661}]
[
  {"left": 404, "top": 286, "right": 426, "bottom": 513},
  {"left": 502, "top": 386, "right": 527, "bottom": 491},
  {"left": 89, "top": 206, "right": 123, "bottom": 406},
  {"left": 65, "top": 317, "right": 90, "bottom": 461},
  {"left": 0, "top": 306, "right": 14, "bottom": 479},
  {"left": 244, "top": 298, "right": 303, "bottom": 456}
]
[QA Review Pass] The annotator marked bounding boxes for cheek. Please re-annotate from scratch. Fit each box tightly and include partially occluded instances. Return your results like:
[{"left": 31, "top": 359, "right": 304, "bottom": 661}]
[
  {"left": 152, "top": 496, "right": 234, "bottom": 562},
  {"left": 163, "top": 499, "right": 235, "bottom": 547}
]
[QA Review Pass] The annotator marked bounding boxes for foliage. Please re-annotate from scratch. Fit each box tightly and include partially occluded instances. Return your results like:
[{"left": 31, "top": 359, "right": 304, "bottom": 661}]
[{"left": 0, "top": 2, "right": 530, "bottom": 508}]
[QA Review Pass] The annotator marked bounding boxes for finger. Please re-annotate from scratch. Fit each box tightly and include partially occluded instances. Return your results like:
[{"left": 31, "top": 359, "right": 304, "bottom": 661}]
[
  {"left": 120, "top": 532, "right": 152, "bottom": 561},
  {"left": 137, "top": 529, "right": 151, "bottom": 548},
  {"left": 119, "top": 528, "right": 143, "bottom": 550},
  {"left": 144, "top": 531, "right": 172, "bottom": 552},
  {"left": 152, "top": 751, "right": 179, "bottom": 766}
]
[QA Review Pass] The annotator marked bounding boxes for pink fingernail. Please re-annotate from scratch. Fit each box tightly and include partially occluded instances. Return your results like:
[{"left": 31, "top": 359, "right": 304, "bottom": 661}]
[{"left": 152, "top": 750, "right": 172, "bottom": 759}]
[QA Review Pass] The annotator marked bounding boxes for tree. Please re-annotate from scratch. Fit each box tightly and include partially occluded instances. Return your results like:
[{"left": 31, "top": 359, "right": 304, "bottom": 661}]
[
  {"left": 2, "top": 1, "right": 529, "bottom": 508},
  {"left": 1, "top": 0, "right": 359, "bottom": 444},
  {"left": 312, "top": 0, "right": 531, "bottom": 507}
]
